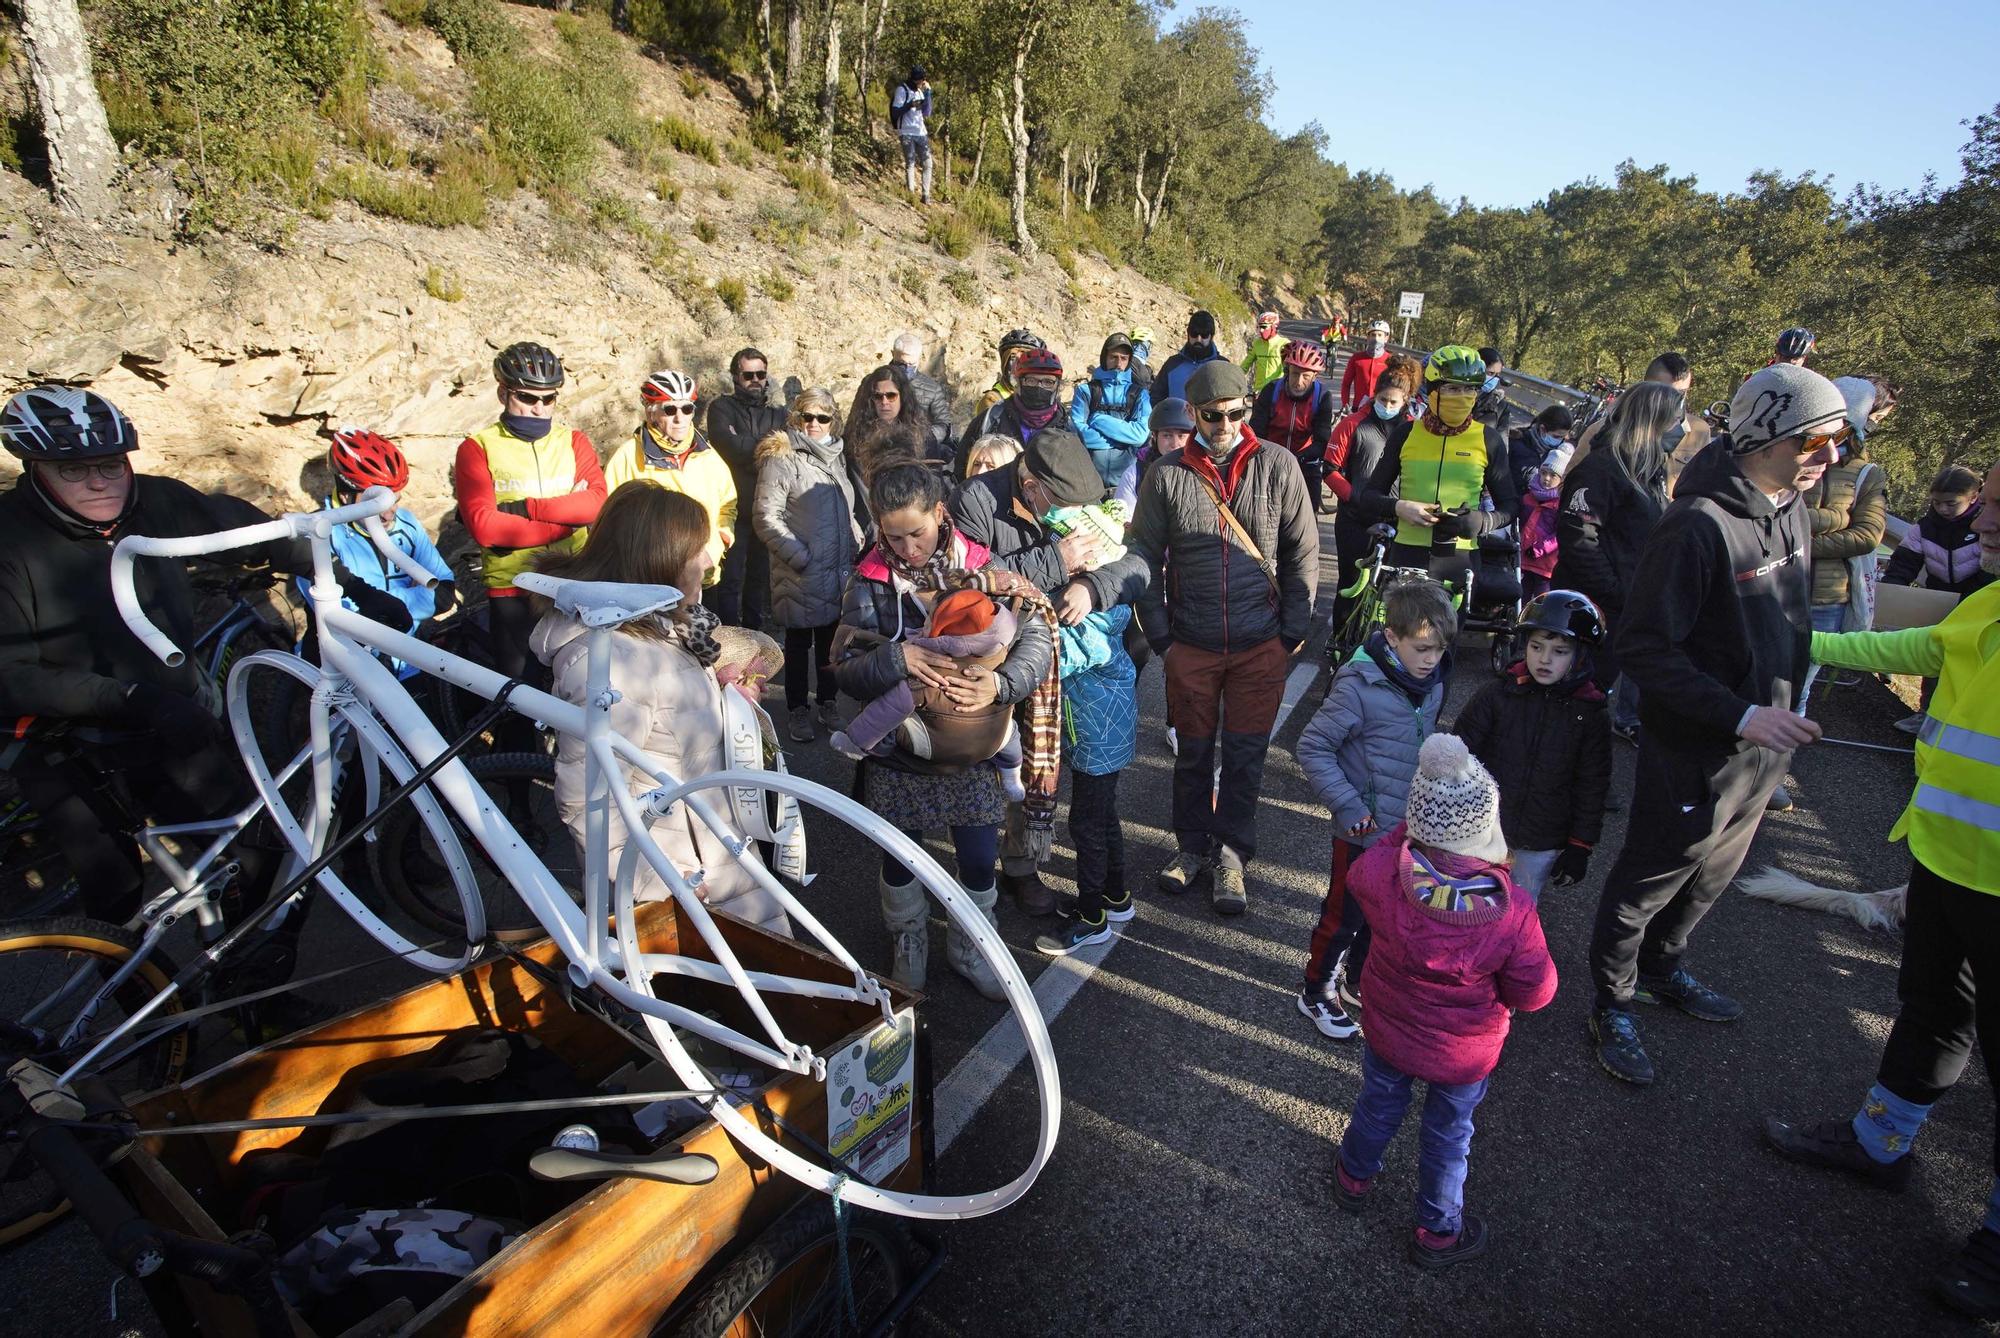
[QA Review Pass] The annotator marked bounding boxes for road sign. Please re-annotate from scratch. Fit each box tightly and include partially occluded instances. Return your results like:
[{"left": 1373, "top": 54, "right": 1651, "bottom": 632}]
[{"left": 1397, "top": 291, "right": 1425, "bottom": 318}]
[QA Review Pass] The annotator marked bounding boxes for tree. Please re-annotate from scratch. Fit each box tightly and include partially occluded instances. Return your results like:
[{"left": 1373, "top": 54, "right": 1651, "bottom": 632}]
[
  {"left": 16, "top": 0, "right": 124, "bottom": 218},
  {"left": 815, "top": 0, "right": 842, "bottom": 173}
]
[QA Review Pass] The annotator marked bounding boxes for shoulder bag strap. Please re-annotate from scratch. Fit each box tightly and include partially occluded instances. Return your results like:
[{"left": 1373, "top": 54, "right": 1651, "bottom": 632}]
[{"left": 1188, "top": 469, "right": 1280, "bottom": 593}]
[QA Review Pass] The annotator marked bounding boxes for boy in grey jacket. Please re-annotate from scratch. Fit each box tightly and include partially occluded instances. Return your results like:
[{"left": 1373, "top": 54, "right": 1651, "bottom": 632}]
[{"left": 1294, "top": 577, "right": 1456, "bottom": 1038}]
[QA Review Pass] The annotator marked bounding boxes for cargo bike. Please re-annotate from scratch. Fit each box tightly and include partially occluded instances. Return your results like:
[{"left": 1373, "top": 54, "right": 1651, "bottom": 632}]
[{"left": 0, "top": 489, "right": 1062, "bottom": 1334}]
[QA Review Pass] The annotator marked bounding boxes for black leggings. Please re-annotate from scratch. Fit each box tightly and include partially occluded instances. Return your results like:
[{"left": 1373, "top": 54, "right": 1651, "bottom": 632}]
[
  {"left": 485, "top": 594, "right": 550, "bottom": 753},
  {"left": 784, "top": 624, "right": 838, "bottom": 710},
  {"left": 1067, "top": 769, "right": 1125, "bottom": 918}
]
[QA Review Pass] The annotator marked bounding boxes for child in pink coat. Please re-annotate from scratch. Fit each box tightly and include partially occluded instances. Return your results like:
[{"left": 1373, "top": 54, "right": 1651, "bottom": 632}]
[
  {"left": 1332, "top": 733, "right": 1557, "bottom": 1269},
  {"left": 1520, "top": 443, "right": 1572, "bottom": 600}
]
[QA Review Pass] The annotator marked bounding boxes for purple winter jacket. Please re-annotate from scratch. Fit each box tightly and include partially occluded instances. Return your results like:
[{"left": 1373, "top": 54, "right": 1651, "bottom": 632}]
[{"left": 1349, "top": 824, "right": 1558, "bottom": 1085}]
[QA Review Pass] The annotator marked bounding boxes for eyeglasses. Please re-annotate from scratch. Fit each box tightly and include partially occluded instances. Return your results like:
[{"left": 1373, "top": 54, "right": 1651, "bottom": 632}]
[
  {"left": 1197, "top": 406, "right": 1251, "bottom": 425},
  {"left": 800, "top": 412, "right": 833, "bottom": 425},
  {"left": 51, "top": 459, "right": 127, "bottom": 484},
  {"left": 654, "top": 404, "right": 696, "bottom": 418},
  {"left": 509, "top": 390, "right": 559, "bottom": 406},
  {"left": 737, "top": 369, "right": 768, "bottom": 381}
]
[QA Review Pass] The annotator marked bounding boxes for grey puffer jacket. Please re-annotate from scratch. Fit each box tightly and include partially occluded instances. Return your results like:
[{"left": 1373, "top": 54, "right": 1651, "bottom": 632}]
[
  {"left": 753, "top": 429, "right": 863, "bottom": 629},
  {"left": 1128, "top": 432, "right": 1319, "bottom": 654},
  {"left": 1295, "top": 646, "right": 1444, "bottom": 849},
  {"left": 900, "top": 365, "right": 955, "bottom": 461},
  {"left": 951, "top": 462, "right": 1148, "bottom": 611}
]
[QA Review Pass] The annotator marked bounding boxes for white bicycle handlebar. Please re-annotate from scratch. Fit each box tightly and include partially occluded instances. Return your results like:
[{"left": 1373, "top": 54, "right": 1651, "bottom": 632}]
[{"left": 112, "top": 487, "right": 434, "bottom": 666}]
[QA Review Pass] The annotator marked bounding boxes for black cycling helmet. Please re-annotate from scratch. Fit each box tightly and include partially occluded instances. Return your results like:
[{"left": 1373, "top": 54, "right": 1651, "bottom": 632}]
[
  {"left": 999, "top": 328, "right": 1046, "bottom": 356},
  {"left": 493, "top": 341, "right": 565, "bottom": 391},
  {"left": 1517, "top": 589, "right": 1605, "bottom": 647},
  {"left": 1775, "top": 326, "right": 1815, "bottom": 360},
  {"left": 1, "top": 385, "right": 137, "bottom": 461}
]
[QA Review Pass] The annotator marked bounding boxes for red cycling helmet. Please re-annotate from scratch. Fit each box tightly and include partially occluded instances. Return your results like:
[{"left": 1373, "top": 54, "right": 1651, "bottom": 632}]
[
  {"left": 1014, "top": 348, "right": 1064, "bottom": 381},
  {"left": 329, "top": 427, "right": 410, "bottom": 493},
  {"left": 1281, "top": 341, "right": 1326, "bottom": 373}
]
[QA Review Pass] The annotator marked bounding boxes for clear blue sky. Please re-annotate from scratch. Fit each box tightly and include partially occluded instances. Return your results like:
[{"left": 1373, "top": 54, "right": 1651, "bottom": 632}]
[{"left": 1221, "top": 0, "right": 1999, "bottom": 207}]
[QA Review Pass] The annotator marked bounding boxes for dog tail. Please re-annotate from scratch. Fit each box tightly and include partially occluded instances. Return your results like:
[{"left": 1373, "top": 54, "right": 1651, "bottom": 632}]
[{"left": 1736, "top": 867, "right": 1906, "bottom": 932}]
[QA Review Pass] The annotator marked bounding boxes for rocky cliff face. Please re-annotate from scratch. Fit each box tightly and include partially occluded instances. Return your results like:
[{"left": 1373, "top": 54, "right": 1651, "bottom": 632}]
[{"left": 0, "top": 10, "right": 1215, "bottom": 539}]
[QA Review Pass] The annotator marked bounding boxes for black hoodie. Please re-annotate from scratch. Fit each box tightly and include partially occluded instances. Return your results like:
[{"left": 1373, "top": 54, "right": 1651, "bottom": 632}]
[{"left": 1612, "top": 440, "right": 1813, "bottom": 747}]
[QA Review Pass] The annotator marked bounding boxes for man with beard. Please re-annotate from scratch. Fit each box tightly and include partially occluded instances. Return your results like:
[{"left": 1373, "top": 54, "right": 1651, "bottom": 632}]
[{"left": 704, "top": 347, "right": 787, "bottom": 626}]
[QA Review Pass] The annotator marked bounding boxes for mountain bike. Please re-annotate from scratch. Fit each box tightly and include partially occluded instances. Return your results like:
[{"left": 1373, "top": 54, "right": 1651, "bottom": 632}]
[{"left": 1326, "top": 523, "right": 1474, "bottom": 666}]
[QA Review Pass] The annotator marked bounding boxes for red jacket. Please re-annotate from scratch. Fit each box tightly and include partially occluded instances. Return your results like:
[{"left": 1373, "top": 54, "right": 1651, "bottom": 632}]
[
  {"left": 1349, "top": 825, "right": 1558, "bottom": 1085},
  {"left": 1339, "top": 350, "right": 1391, "bottom": 412}
]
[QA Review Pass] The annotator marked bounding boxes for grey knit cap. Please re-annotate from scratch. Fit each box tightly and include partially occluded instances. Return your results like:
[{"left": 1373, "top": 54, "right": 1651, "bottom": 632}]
[{"left": 1727, "top": 364, "right": 1849, "bottom": 455}]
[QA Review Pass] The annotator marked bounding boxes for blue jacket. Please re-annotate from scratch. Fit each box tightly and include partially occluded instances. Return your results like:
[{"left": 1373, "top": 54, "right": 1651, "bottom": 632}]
[
  {"left": 1156, "top": 344, "right": 1228, "bottom": 403},
  {"left": 1056, "top": 604, "right": 1137, "bottom": 776},
  {"left": 1295, "top": 645, "right": 1445, "bottom": 847},
  {"left": 298, "top": 503, "right": 454, "bottom": 675},
  {"left": 1069, "top": 368, "right": 1153, "bottom": 489}
]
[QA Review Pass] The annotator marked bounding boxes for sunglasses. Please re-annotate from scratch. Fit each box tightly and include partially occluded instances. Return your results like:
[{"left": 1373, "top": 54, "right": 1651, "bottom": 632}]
[
  {"left": 654, "top": 404, "right": 696, "bottom": 417},
  {"left": 51, "top": 459, "right": 128, "bottom": 484},
  {"left": 799, "top": 412, "right": 833, "bottom": 425},
  {"left": 1801, "top": 423, "right": 1854, "bottom": 455},
  {"left": 873, "top": 390, "right": 901, "bottom": 401},
  {"left": 509, "top": 390, "right": 559, "bottom": 406},
  {"left": 1198, "top": 406, "right": 1251, "bottom": 425},
  {"left": 737, "top": 369, "right": 768, "bottom": 381}
]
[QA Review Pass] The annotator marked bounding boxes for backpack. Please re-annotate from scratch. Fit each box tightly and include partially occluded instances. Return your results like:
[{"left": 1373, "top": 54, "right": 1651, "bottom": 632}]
[{"left": 1085, "top": 375, "right": 1146, "bottom": 423}]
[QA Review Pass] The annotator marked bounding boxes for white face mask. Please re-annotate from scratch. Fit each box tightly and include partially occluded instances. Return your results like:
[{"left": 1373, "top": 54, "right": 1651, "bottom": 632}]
[{"left": 1370, "top": 338, "right": 1388, "bottom": 354}]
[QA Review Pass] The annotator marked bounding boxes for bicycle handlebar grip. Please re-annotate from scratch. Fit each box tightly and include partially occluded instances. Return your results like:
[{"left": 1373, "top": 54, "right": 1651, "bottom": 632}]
[
  {"left": 18, "top": 1112, "right": 164, "bottom": 1277},
  {"left": 110, "top": 543, "right": 186, "bottom": 668}
]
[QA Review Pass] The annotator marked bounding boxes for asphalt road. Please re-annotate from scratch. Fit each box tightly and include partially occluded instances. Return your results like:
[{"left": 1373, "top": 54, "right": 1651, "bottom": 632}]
[{"left": 6, "top": 471, "right": 1987, "bottom": 1336}]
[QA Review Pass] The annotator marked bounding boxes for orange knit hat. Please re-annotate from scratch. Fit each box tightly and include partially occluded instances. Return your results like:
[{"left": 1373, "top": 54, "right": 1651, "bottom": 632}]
[{"left": 929, "top": 588, "right": 995, "bottom": 638}]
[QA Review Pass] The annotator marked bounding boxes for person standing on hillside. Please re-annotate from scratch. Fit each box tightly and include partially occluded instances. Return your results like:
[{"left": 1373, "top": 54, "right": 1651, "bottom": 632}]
[
  {"left": 1129, "top": 361, "right": 1318, "bottom": 917},
  {"left": 705, "top": 347, "right": 787, "bottom": 628},
  {"left": 1156, "top": 311, "right": 1230, "bottom": 403},
  {"left": 455, "top": 341, "right": 607, "bottom": 754},
  {"left": 1585, "top": 364, "right": 1842, "bottom": 1088},
  {"left": 890, "top": 331, "right": 954, "bottom": 461},
  {"left": 1242, "top": 311, "right": 1290, "bottom": 393},
  {"left": 890, "top": 66, "right": 934, "bottom": 204},
  {"left": 1340, "top": 321, "right": 1394, "bottom": 413},
  {"left": 602, "top": 370, "right": 737, "bottom": 588}
]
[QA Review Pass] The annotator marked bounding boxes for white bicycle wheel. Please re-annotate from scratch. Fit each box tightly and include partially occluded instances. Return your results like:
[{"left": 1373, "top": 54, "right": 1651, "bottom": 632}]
[
  {"left": 225, "top": 650, "right": 485, "bottom": 975},
  {"left": 608, "top": 768, "right": 1060, "bottom": 1222}
]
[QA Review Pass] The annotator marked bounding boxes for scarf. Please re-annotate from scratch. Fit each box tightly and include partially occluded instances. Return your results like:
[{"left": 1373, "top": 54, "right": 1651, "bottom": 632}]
[
  {"left": 1364, "top": 629, "right": 1448, "bottom": 706},
  {"left": 659, "top": 602, "right": 722, "bottom": 667},
  {"left": 640, "top": 424, "right": 696, "bottom": 470},
  {"left": 1405, "top": 845, "right": 1505, "bottom": 914},
  {"left": 1014, "top": 397, "right": 1062, "bottom": 435},
  {"left": 1419, "top": 404, "right": 1478, "bottom": 438},
  {"left": 947, "top": 566, "right": 1062, "bottom": 859}
]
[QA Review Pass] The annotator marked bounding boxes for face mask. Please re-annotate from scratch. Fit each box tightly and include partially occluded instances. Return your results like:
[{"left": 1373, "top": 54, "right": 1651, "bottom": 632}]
[
  {"left": 1016, "top": 385, "right": 1057, "bottom": 411},
  {"left": 1481, "top": 375, "right": 1501, "bottom": 394},
  {"left": 1435, "top": 396, "right": 1475, "bottom": 429},
  {"left": 1373, "top": 401, "right": 1400, "bottom": 421},
  {"left": 501, "top": 412, "right": 554, "bottom": 441},
  {"left": 1540, "top": 431, "right": 1566, "bottom": 449},
  {"left": 1370, "top": 339, "right": 1387, "bottom": 354},
  {"left": 807, "top": 429, "right": 832, "bottom": 446}
]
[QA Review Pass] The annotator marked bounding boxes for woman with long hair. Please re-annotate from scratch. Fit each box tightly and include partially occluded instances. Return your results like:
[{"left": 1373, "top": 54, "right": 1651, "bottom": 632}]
[
  {"left": 753, "top": 387, "right": 863, "bottom": 744},
  {"left": 530, "top": 483, "right": 788, "bottom": 932},
  {"left": 846, "top": 364, "right": 932, "bottom": 488},
  {"left": 1555, "top": 379, "right": 1682, "bottom": 741}
]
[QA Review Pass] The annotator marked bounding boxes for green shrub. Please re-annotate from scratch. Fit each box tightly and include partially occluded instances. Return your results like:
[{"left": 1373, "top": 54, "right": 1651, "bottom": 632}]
[
  {"left": 959, "top": 186, "right": 1009, "bottom": 238},
  {"left": 942, "top": 267, "right": 979, "bottom": 306},
  {"left": 423, "top": 0, "right": 508, "bottom": 62},
  {"left": 652, "top": 174, "right": 681, "bottom": 204},
  {"left": 473, "top": 52, "right": 600, "bottom": 190},
  {"left": 332, "top": 146, "right": 497, "bottom": 227},
  {"left": 747, "top": 115, "right": 785, "bottom": 156},
  {"left": 715, "top": 275, "right": 748, "bottom": 313},
  {"left": 762, "top": 270, "right": 795, "bottom": 302},
  {"left": 777, "top": 160, "right": 838, "bottom": 207},
  {"left": 1053, "top": 247, "right": 1078, "bottom": 279},
  {"left": 590, "top": 193, "right": 643, "bottom": 231},
  {"left": 693, "top": 216, "right": 718, "bottom": 244},
  {"left": 923, "top": 211, "right": 974, "bottom": 260},
  {"left": 383, "top": 0, "right": 425, "bottom": 26},
  {"left": 658, "top": 113, "right": 719, "bottom": 165},
  {"left": 897, "top": 263, "right": 927, "bottom": 299},
  {"left": 725, "top": 136, "right": 754, "bottom": 168},
  {"left": 678, "top": 69, "right": 705, "bottom": 100},
  {"left": 423, "top": 264, "right": 464, "bottom": 302},
  {"left": 713, "top": 177, "right": 736, "bottom": 201}
]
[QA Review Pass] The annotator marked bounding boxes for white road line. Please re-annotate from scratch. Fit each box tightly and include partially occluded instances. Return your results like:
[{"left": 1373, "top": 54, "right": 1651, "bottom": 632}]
[
  {"left": 933, "top": 932, "right": 1116, "bottom": 1156},
  {"left": 1273, "top": 653, "right": 1323, "bottom": 736}
]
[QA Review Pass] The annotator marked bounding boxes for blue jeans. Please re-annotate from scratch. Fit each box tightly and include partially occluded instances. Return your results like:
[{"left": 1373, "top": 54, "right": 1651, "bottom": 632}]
[
  {"left": 882, "top": 823, "right": 999, "bottom": 892},
  {"left": 1338, "top": 1042, "right": 1490, "bottom": 1234},
  {"left": 1795, "top": 603, "right": 1848, "bottom": 714},
  {"left": 1510, "top": 848, "right": 1560, "bottom": 903}
]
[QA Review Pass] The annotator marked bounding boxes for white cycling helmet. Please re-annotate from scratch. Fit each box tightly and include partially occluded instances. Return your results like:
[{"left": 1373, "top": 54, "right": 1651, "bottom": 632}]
[{"left": 641, "top": 370, "right": 698, "bottom": 407}]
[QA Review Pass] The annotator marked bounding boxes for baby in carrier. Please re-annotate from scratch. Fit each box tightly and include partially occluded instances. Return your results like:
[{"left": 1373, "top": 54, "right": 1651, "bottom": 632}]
[{"left": 831, "top": 587, "right": 1025, "bottom": 800}]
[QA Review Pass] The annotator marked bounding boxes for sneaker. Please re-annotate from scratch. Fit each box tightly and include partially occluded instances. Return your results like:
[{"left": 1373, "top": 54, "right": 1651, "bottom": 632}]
[
  {"left": 1165, "top": 726, "right": 1179, "bottom": 756},
  {"left": 1761, "top": 1116, "right": 1914, "bottom": 1191},
  {"left": 1001, "top": 869, "right": 1058, "bottom": 917},
  {"left": 1297, "top": 990, "right": 1358, "bottom": 1040},
  {"left": 1934, "top": 1229, "right": 2000, "bottom": 1321},
  {"left": 787, "top": 705, "right": 814, "bottom": 742},
  {"left": 1210, "top": 865, "right": 1247, "bottom": 915},
  {"left": 1893, "top": 713, "right": 1924, "bottom": 736},
  {"left": 1610, "top": 720, "right": 1641, "bottom": 747},
  {"left": 815, "top": 701, "right": 843, "bottom": 734},
  {"left": 1634, "top": 968, "right": 1742, "bottom": 1023},
  {"left": 1056, "top": 889, "right": 1135, "bottom": 923},
  {"left": 1766, "top": 784, "right": 1794, "bottom": 812},
  {"left": 1336, "top": 971, "right": 1363, "bottom": 1015},
  {"left": 1590, "top": 1007, "right": 1656, "bottom": 1085},
  {"left": 1407, "top": 1213, "right": 1489, "bottom": 1270},
  {"left": 1035, "top": 914, "right": 1114, "bottom": 957},
  {"left": 1332, "top": 1159, "right": 1373, "bottom": 1212},
  {"left": 1156, "top": 852, "right": 1208, "bottom": 896}
]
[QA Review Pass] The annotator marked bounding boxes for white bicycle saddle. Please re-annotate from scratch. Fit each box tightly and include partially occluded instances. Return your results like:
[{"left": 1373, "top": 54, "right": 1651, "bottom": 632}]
[{"left": 513, "top": 573, "right": 683, "bottom": 628}]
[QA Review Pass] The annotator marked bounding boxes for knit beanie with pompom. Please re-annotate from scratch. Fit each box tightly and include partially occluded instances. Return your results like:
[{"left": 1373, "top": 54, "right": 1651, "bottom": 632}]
[{"left": 1405, "top": 734, "right": 1509, "bottom": 864}]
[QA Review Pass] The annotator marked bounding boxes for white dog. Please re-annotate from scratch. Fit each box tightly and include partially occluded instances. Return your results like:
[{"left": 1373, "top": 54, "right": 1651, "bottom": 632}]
[{"left": 1736, "top": 867, "right": 1907, "bottom": 933}]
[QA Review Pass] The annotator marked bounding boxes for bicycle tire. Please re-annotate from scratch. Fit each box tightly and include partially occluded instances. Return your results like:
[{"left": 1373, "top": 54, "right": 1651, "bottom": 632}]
[
  {"left": 371, "top": 751, "right": 577, "bottom": 944},
  {"left": 657, "top": 1197, "right": 915, "bottom": 1338},
  {"left": 0, "top": 915, "right": 188, "bottom": 1246}
]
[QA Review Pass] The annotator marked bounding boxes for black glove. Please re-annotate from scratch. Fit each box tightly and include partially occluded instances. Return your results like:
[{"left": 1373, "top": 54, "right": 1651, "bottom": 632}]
[
  {"left": 1431, "top": 508, "right": 1471, "bottom": 541},
  {"left": 1549, "top": 842, "right": 1592, "bottom": 889},
  {"left": 338, "top": 575, "right": 417, "bottom": 633},
  {"left": 122, "top": 681, "right": 218, "bottom": 753},
  {"left": 496, "top": 499, "right": 531, "bottom": 519}
]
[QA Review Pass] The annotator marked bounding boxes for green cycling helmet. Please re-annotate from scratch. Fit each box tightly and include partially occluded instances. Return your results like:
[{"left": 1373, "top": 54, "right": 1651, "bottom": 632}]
[{"left": 1424, "top": 344, "right": 1487, "bottom": 387}]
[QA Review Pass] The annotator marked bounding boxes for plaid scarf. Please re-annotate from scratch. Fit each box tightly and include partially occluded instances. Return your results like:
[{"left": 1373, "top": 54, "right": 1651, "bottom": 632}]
[{"left": 946, "top": 567, "right": 1062, "bottom": 860}]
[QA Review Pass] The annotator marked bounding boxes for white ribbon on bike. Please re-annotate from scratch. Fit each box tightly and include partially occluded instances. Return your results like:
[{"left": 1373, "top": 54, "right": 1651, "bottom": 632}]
[{"left": 720, "top": 685, "right": 809, "bottom": 884}]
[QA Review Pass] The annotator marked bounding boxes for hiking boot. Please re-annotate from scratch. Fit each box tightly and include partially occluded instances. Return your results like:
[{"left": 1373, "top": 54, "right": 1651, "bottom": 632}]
[
  {"left": 1056, "top": 889, "right": 1134, "bottom": 923},
  {"left": 815, "top": 701, "right": 843, "bottom": 734},
  {"left": 788, "top": 705, "right": 815, "bottom": 743},
  {"left": 1210, "top": 865, "right": 1247, "bottom": 915},
  {"left": 1761, "top": 1116, "right": 1914, "bottom": 1191},
  {"left": 1333, "top": 1159, "right": 1373, "bottom": 1212},
  {"left": 1297, "top": 990, "right": 1358, "bottom": 1040},
  {"left": 1766, "top": 784, "right": 1794, "bottom": 812},
  {"left": 1590, "top": 1007, "right": 1656, "bottom": 1085},
  {"left": 879, "top": 875, "right": 929, "bottom": 991},
  {"left": 1035, "top": 913, "right": 1114, "bottom": 957},
  {"left": 1635, "top": 968, "right": 1742, "bottom": 1022},
  {"left": 1156, "top": 852, "right": 1209, "bottom": 896},
  {"left": 945, "top": 882, "right": 1007, "bottom": 1000},
  {"left": 1001, "top": 870, "right": 1058, "bottom": 917},
  {"left": 1408, "top": 1214, "right": 1489, "bottom": 1270},
  {"left": 1934, "top": 1229, "right": 2000, "bottom": 1321}
]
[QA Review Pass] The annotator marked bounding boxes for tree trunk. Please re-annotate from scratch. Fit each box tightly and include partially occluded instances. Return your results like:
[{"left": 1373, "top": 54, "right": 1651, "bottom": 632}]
[
  {"left": 1133, "top": 157, "right": 1146, "bottom": 226},
  {"left": 784, "top": 1, "right": 803, "bottom": 90},
  {"left": 816, "top": 2, "right": 842, "bottom": 174},
  {"left": 1081, "top": 144, "right": 1100, "bottom": 212},
  {"left": 1140, "top": 142, "right": 1175, "bottom": 241},
  {"left": 1005, "top": 16, "right": 1041, "bottom": 257},
  {"left": 17, "top": 0, "right": 123, "bottom": 219},
  {"left": 969, "top": 106, "right": 989, "bottom": 191},
  {"left": 755, "top": 0, "right": 780, "bottom": 115},
  {"left": 1059, "top": 142, "right": 1071, "bottom": 220},
  {"left": 852, "top": 0, "right": 890, "bottom": 140}
]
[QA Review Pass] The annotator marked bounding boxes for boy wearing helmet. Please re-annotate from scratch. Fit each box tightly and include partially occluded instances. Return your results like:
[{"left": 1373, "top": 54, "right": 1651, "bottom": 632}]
[
  {"left": 319, "top": 429, "right": 456, "bottom": 660},
  {"left": 1340, "top": 320, "right": 1395, "bottom": 412},
  {"left": 1250, "top": 341, "right": 1335, "bottom": 511},
  {"left": 1451, "top": 590, "right": 1614, "bottom": 901},
  {"left": 603, "top": 370, "right": 738, "bottom": 586},
  {"left": 1241, "top": 311, "right": 1291, "bottom": 393}
]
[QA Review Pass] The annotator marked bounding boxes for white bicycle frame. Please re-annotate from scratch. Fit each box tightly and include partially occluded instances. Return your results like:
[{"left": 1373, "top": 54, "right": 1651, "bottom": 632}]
[{"left": 108, "top": 488, "right": 1059, "bottom": 1220}]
